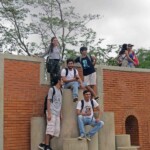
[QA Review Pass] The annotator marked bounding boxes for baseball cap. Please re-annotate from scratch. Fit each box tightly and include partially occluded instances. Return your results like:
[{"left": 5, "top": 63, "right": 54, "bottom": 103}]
[{"left": 128, "top": 44, "right": 134, "bottom": 47}]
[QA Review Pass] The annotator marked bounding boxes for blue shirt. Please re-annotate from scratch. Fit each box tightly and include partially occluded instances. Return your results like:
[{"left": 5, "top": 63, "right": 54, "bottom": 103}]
[{"left": 75, "top": 55, "right": 95, "bottom": 76}]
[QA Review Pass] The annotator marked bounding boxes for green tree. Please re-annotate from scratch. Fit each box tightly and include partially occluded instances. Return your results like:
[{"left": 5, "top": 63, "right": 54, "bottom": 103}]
[
  {"left": 136, "top": 48, "right": 150, "bottom": 68},
  {"left": 0, "top": 0, "right": 38, "bottom": 55},
  {"left": 0, "top": 0, "right": 116, "bottom": 65},
  {"left": 87, "top": 41, "right": 118, "bottom": 65},
  {"left": 29, "top": 0, "right": 102, "bottom": 59}
]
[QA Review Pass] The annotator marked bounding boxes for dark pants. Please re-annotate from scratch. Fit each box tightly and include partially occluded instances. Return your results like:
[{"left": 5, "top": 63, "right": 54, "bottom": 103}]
[{"left": 46, "top": 59, "right": 60, "bottom": 85}]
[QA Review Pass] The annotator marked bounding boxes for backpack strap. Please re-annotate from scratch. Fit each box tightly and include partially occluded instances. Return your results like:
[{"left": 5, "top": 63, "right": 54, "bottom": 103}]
[
  {"left": 74, "top": 68, "right": 76, "bottom": 77},
  {"left": 51, "top": 86, "right": 55, "bottom": 103},
  {"left": 80, "top": 99, "right": 94, "bottom": 113},
  {"left": 81, "top": 100, "right": 84, "bottom": 112},
  {"left": 65, "top": 68, "right": 68, "bottom": 76},
  {"left": 44, "top": 86, "right": 61, "bottom": 114},
  {"left": 65, "top": 68, "right": 76, "bottom": 77},
  {"left": 52, "top": 86, "right": 62, "bottom": 102},
  {"left": 87, "top": 55, "right": 92, "bottom": 62},
  {"left": 79, "top": 55, "right": 92, "bottom": 63},
  {"left": 91, "top": 99, "right": 94, "bottom": 110}
]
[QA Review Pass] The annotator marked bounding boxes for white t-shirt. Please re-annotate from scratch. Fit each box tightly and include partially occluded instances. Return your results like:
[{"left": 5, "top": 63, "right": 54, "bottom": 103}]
[
  {"left": 61, "top": 68, "right": 79, "bottom": 80},
  {"left": 76, "top": 99, "right": 99, "bottom": 118},
  {"left": 49, "top": 47, "right": 61, "bottom": 60}
]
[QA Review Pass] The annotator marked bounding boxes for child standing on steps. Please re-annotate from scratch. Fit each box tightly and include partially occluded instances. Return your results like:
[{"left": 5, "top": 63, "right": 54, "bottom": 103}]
[
  {"left": 39, "top": 76, "right": 63, "bottom": 150},
  {"left": 75, "top": 47, "right": 99, "bottom": 100}
]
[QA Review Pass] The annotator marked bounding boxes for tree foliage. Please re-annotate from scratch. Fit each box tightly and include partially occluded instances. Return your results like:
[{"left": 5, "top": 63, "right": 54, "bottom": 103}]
[
  {"left": 0, "top": 0, "right": 117, "bottom": 65},
  {"left": 136, "top": 48, "right": 150, "bottom": 69},
  {"left": 0, "top": 0, "right": 37, "bottom": 55}
]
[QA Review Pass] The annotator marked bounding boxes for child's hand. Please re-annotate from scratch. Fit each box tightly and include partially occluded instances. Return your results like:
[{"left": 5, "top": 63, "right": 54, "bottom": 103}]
[{"left": 47, "top": 114, "right": 51, "bottom": 121}]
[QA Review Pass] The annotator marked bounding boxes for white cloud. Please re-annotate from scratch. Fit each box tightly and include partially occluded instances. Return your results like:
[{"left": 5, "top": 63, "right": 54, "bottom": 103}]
[{"left": 71, "top": 0, "right": 150, "bottom": 49}]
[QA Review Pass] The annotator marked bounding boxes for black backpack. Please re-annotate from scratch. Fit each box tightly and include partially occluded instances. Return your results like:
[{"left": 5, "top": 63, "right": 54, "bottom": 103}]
[
  {"left": 80, "top": 99, "right": 94, "bottom": 112},
  {"left": 44, "top": 86, "right": 62, "bottom": 114},
  {"left": 65, "top": 68, "right": 77, "bottom": 77}
]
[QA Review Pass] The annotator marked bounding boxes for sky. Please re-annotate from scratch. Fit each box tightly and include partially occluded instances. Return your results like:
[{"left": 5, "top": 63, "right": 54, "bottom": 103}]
[{"left": 71, "top": 0, "right": 150, "bottom": 50}]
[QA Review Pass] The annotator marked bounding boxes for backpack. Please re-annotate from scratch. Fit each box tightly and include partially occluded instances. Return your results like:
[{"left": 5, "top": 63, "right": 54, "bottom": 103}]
[
  {"left": 65, "top": 68, "right": 77, "bottom": 77},
  {"left": 117, "top": 54, "right": 126, "bottom": 66},
  {"left": 79, "top": 55, "right": 92, "bottom": 63},
  {"left": 44, "top": 86, "right": 62, "bottom": 114},
  {"left": 46, "top": 56, "right": 51, "bottom": 73},
  {"left": 80, "top": 99, "right": 94, "bottom": 112},
  {"left": 132, "top": 52, "right": 139, "bottom": 66}
]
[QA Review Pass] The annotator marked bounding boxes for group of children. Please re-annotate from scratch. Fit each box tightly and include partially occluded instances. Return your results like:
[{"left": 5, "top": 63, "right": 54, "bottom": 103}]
[{"left": 38, "top": 37, "right": 104, "bottom": 150}]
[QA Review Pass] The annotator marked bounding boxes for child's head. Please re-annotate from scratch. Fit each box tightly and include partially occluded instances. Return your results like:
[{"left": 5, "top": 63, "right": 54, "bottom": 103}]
[
  {"left": 80, "top": 47, "right": 87, "bottom": 55},
  {"left": 52, "top": 76, "right": 62, "bottom": 86}
]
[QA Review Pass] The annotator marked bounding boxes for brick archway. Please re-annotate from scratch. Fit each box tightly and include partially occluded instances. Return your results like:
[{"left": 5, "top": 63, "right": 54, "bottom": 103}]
[{"left": 125, "top": 115, "right": 139, "bottom": 146}]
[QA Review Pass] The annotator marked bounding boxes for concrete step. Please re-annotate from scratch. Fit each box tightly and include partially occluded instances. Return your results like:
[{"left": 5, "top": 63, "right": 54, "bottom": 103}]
[
  {"left": 63, "top": 138, "right": 88, "bottom": 150},
  {"left": 117, "top": 146, "right": 140, "bottom": 150},
  {"left": 85, "top": 126, "right": 98, "bottom": 150},
  {"left": 99, "top": 112, "right": 116, "bottom": 150},
  {"left": 115, "top": 134, "right": 131, "bottom": 147}
]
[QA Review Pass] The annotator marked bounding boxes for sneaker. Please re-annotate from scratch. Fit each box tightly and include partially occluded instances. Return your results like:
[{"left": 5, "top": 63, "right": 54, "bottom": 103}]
[
  {"left": 78, "top": 135, "right": 85, "bottom": 140},
  {"left": 38, "top": 143, "right": 45, "bottom": 150},
  {"left": 94, "top": 96, "right": 99, "bottom": 100},
  {"left": 86, "top": 135, "right": 91, "bottom": 142},
  {"left": 73, "top": 97, "right": 78, "bottom": 102},
  {"left": 44, "top": 145, "right": 52, "bottom": 150}
]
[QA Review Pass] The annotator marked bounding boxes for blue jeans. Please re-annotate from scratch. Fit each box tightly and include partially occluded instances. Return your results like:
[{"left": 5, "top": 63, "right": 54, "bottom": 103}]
[
  {"left": 78, "top": 115, "right": 104, "bottom": 137},
  {"left": 128, "top": 62, "right": 135, "bottom": 68},
  {"left": 64, "top": 81, "right": 86, "bottom": 99},
  {"left": 64, "top": 81, "right": 79, "bottom": 99}
]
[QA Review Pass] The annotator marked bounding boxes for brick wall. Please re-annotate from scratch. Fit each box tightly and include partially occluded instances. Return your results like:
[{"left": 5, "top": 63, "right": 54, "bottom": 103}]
[
  {"left": 3, "top": 57, "right": 150, "bottom": 150},
  {"left": 4, "top": 59, "right": 49, "bottom": 150},
  {"left": 103, "top": 69, "right": 150, "bottom": 150}
]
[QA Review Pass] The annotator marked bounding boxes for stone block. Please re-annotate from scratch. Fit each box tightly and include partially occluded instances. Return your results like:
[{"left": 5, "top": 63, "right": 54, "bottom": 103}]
[
  {"left": 63, "top": 138, "right": 88, "bottom": 150},
  {"left": 116, "top": 134, "right": 131, "bottom": 147},
  {"left": 99, "top": 112, "right": 115, "bottom": 150},
  {"left": 85, "top": 125, "right": 98, "bottom": 150},
  {"left": 31, "top": 117, "right": 46, "bottom": 150},
  {"left": 51, "top": 89, "right": 83, "bottom": 150},
  {"left": 117, "top": 146, "right": 139, "bottom": 150}
]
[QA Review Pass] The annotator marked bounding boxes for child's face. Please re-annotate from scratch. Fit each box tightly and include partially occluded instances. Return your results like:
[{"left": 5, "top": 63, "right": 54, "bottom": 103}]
[
  {"left": 84, "top": 92, "right": 91, "bottom": 100},
  {"left": 67, "top": 61, "right": 74, "bottom": 69},
  {"left": 59, "top": 78, "right": 63, "bottom": 87},
  {"left": 81, "top": 50, "right": 87, "bottom": 55}
]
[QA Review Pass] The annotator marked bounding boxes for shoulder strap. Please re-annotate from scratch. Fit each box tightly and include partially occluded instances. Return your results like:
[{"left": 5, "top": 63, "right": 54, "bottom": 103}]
[
  {"left": 87, "top": 55, "right": 92, "bottom": 62},
  {"left": 65, "top": 68, "right": 68, "bottom": 76},
  {"left": 80, "top": 99, "right": 94, "bottom": 112},
  {"left": 80, "top": 55, "right": 92, "bottom": 62},
  {"left": 44, "top": 86, "right": 56, "bottom": 114},
  {"left": 52, "top": 86, "right": 62, "bottom": 101},
  {"left": 81, "top": 100, "right": 84, "bottom": 112},
  {"left": 74, "top": 68, "right": 76, "bottom": 77},
  {"left": 91, "top": 99, "right": 94, "bottom": 110},
  {"left": 51, "top": 86, "right": 55, "bottom": 103},
  {"left": 65, "top": 68, "right": 76, "bottom": 77}
]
